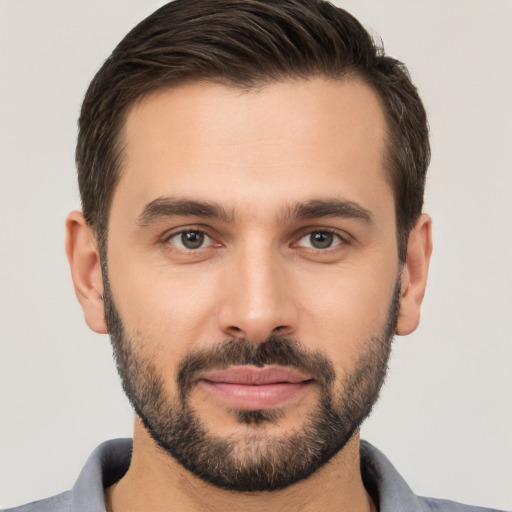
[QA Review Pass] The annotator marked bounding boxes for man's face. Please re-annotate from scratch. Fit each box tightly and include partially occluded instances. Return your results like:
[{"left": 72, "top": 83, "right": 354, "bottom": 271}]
[{"left": 104, "top": 79, "right": 401, "bottom": 490}]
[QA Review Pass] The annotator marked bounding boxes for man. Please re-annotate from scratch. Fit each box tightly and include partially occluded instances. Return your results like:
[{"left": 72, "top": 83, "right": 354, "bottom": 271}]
[{"left": 3, "top": 1, "right": 505, "bottom": 511}]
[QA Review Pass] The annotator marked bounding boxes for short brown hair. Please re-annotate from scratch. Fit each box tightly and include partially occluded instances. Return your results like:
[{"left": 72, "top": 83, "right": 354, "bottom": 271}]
[{"left": 76, "top": 0, "right": 430, "bottom": 261}]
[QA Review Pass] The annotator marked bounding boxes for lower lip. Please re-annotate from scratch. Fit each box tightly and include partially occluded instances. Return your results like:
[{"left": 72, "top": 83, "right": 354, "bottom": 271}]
[{"left": 201, "top": 380, "right": 311, "bottom": 409}]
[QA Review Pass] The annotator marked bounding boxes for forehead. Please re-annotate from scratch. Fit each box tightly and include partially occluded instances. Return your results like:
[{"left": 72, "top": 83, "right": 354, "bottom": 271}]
[{"left": 113, "top": 78, "right": 391, "bottom": 221}]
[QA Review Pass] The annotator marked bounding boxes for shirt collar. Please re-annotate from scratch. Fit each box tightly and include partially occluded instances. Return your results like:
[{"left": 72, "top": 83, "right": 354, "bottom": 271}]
[
  {"left": 72, "top": 439, "right": 131, "bottom": 512},
  {"left": 360, "top": 440, "right": 427, "bottom": 512},
  {"left": 70, "top": 438, "right": 425, "bottom": 512}
]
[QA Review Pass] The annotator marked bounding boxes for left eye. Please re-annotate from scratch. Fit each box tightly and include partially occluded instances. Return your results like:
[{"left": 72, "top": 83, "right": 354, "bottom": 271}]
[
  {"left": 167, "top": 230, "right": 212, "bottom": 250},
  {"left": 296, "top": 231, "right": 343, "bottom": 249}
]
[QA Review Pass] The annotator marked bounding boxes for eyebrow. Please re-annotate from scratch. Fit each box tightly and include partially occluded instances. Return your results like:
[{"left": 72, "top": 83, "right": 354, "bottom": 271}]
[
  {"left": 137, "top": 197, "right": 234, "bottom": 226},
  {"left": 281, "top": 199, "right": 373, "bottom": 224},
  {"left": 136, "top": 196, "right": 372, "bottom": 227}
]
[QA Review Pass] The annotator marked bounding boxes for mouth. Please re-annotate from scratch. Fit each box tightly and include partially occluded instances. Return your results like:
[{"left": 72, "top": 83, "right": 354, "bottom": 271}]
[{"left": 200, "top": 366, "right": 314, "bottom": 410}]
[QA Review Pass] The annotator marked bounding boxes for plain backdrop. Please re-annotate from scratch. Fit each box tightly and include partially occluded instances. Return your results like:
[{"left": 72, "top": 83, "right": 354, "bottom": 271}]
[{"left": 0, "top": 0, "right": 511, "bottom": 509}]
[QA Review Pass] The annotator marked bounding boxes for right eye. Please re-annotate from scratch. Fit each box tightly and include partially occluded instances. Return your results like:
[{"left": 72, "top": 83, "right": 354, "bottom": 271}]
[{"left": 166, "top": 230, "right": 212, "bottom": 250}]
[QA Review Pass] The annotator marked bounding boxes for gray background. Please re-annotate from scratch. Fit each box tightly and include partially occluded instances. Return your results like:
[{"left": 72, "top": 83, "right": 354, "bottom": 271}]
[{"left": 1, "top": 0, "right": 511, "bottom": 509}]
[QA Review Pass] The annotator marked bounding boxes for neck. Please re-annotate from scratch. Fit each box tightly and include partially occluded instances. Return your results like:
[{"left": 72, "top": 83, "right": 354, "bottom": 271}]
[{"left": 106, "top": 418, "right": 375, "bottom": 512}]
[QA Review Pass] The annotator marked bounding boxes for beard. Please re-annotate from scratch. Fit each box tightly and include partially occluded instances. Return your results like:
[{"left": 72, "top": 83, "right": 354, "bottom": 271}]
[{"left": 102, "top": 270, "right": 399, "bottom": 492}]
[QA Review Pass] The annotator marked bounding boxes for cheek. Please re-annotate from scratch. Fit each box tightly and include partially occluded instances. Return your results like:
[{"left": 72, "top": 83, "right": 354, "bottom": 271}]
[
  {"left": 108, "top": 255, "right": 224, "bottom": 360},
  {"left": 295, "top": 262, "right": 397, "bottom": 369}
]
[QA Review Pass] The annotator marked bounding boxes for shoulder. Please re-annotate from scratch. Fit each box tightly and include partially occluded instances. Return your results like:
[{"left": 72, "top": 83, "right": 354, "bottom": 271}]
[
  {"left": 417, "top": 496, "right": 505, "bottom": 512},
  {"left": 1, "top": 491, "right": 71, "bottom": 512},
  {"left": 2, "top": 439, "right": 131, "bottom": 512},
  {"left": 360, "top": 441, "right": 506, "bottom": 512}
]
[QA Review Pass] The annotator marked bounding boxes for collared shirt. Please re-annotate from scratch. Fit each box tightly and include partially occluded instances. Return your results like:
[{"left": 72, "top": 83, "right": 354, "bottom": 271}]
[{"left": 2, "top": 439, "right": 504, "bottom": 512}]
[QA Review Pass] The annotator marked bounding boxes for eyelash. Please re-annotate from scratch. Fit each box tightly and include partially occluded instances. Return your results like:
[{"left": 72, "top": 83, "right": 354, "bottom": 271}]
[
  {"left": 162, "top": 227, "right": 349, "bottom": 253},
  {"left": 293, "top": 228, "right": 347, "bottom": 250},
  {"left": 164, "top": 228, "right": 217, "bottom": 251}
]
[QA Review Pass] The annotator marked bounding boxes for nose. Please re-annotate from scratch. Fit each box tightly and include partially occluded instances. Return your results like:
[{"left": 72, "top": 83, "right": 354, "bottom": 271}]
[{"left": 216, "top": 246, "right": 299, "bottom": 343}]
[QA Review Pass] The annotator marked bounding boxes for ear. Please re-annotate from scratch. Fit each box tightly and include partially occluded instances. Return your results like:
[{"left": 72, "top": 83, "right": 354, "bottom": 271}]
[
  {"left": 65, "top": 211, "right": 108, "bottom": 334},
  {"left": 396, "top": 213, "right": 433, "bottom": 336}
]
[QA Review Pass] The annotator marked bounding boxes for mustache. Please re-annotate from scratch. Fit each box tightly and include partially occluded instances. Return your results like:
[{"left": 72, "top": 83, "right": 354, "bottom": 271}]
[{"left": 177, "top": 335, "right": 336, "bottom": 398}]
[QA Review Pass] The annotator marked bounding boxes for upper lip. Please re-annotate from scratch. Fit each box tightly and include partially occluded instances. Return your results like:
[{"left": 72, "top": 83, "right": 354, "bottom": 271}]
[{"left": 202, "top": 366, "right": 312, "bottom": 385}]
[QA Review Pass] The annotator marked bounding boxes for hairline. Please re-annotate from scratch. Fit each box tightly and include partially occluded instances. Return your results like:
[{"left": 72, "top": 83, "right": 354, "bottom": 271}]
[{"left": 95, "top": 72, "right": 406, "bottom": 258}]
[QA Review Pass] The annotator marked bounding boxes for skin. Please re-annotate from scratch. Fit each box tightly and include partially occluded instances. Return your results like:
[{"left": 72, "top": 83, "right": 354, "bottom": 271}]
[{"left": 66, "top": 78, "right": 432, "bottom": 512}]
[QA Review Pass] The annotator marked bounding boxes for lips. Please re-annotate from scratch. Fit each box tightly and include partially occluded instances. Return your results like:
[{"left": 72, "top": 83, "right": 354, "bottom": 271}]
[{"left": 200, "top": 366, "right": 313, "bottom": 410}]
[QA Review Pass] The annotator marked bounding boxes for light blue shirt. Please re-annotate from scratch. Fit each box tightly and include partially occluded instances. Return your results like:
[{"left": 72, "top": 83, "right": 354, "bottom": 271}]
[{"left": 3, "top": 439, "right": 504, "bottom": 512}]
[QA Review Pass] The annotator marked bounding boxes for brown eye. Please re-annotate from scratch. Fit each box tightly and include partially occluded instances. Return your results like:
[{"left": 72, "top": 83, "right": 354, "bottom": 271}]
[
  {"left": 168, "top": 230, "right": 210, "bottom": 250},
  {"left": 297, "top": 231, "right": 342, "bottom": 249}
]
